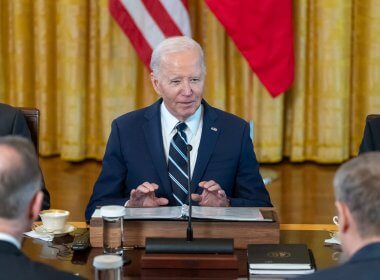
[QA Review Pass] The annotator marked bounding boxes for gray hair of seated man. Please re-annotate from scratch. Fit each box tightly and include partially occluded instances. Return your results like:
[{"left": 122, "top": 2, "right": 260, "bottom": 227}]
[
  {"left": 0, "top": 136, "right": 42, "bottom": 219},
  {"left": 333, "top": 152, "right": 380, "bottom": 238},
  {"left": 150, "top": 36, "right": 206, "bottom": 78}
]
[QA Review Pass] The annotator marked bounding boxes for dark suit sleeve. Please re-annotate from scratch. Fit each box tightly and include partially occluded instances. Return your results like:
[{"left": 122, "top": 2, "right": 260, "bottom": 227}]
[
  {"left": 11, "top": 110, "right": 32, "bottom": 138},
  {"left": 359, "top": 117, "right": 380, "bottom": 154},
  {"left": 12, "top": 110, "right": 51, "bottom": 210},
  {"left": 359, "top": 120, "right": 373, "bottom": 153},
  {"left": 230, "top": 122, "right": 272, "bottom": 207},
  {"left": 85, "top": 120, "right": 129, "bottom": 220}
]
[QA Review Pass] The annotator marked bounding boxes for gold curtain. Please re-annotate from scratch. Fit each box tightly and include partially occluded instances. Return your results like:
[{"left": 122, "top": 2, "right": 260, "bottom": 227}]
[{"left": 1, "top": 0, "right": 380, "bottom": 163}]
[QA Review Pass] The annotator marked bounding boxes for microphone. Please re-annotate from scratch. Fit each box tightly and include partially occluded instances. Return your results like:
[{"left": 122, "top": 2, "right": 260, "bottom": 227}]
[
  {"left": 145, "top": 144, "right": 233, "bottom": 254},
  {"left": 186, "top": 144, "right": 193, "bottom": 241}
]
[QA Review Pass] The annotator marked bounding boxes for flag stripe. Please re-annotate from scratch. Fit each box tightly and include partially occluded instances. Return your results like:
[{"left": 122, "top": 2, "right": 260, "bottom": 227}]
[
  {"left": 109, "top": 0, "right": 152, "bottom": 66},
  {"left": 141, "top": 0, "right": 183, "bottom": 37},
  {"left": 160, "top": 0, "right": 191, "bottom": 37},
  {"left": 181, "top": 0, "right": 188, "bottom": 9},
  {"left": 109, "top": 0, "right": 191, "bottom": 69},
  {"left": 120, "top": 0, "right": 165, "bottom": 49}
]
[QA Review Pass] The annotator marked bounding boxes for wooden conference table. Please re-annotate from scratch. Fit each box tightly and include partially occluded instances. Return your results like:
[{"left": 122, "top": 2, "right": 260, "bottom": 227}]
[{"left": 22, "top": 222, "right": 340, "bottom": 279}]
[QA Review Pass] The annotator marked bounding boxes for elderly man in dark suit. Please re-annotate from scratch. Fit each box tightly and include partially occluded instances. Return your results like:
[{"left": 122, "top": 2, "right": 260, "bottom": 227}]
[
  {"left": 299, "top": 152, "right": 380, "bottom": 280},
  {"left": 0, "top": 103, "right": 50, "bottom": 210},
  {"left": 86, "top": 36, "right": 272, "bottom": 220},
  {"left": 0, "top": 136, "right": 82, "bottom": 279}
]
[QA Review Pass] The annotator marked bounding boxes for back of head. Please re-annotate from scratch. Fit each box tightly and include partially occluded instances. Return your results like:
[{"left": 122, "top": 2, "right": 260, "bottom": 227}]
[
  {"left": 150, "top": 36, "right": 206, "bottom": 77},
  {"left": 334, "top": 152, "right": 380, "bottom": 238},
  {"left": 0, "top": 136, "right": 41, "bottom": 219}
]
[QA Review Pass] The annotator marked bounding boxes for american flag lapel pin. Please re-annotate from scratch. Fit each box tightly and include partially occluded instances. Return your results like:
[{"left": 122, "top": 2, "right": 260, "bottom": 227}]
[{"left": 211, "top": 127, "right": 218, "bottom": 132}]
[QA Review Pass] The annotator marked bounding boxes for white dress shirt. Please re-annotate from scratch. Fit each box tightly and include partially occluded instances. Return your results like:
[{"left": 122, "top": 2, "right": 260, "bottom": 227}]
[
  {"left": 161, "top": 102, "right": 203, "bottom": 178},
  {"left": 0, "top": 232, "right": 21, "bottom": 249}
]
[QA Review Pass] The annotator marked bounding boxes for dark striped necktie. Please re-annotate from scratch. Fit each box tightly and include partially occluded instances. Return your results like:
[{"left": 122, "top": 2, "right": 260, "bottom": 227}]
[{"left": 168, "top": 122, "right": 189, "bottom": 205}]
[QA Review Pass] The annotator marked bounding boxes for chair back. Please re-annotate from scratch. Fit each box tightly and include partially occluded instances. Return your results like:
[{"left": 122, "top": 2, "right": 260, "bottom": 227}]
[{"left": 18, "top": 107, "right": 40, "bottom": 153}]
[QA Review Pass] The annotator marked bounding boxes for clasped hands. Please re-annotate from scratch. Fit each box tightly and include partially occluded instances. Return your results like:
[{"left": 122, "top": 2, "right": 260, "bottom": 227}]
[{"left": 127, "top": 180, "right": 230, "bottom": 207}]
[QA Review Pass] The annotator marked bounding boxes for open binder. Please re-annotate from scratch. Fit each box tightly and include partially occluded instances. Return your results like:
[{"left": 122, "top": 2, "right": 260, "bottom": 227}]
[{"left": 91, "top": 205, "right": 274, "bottom": 222}]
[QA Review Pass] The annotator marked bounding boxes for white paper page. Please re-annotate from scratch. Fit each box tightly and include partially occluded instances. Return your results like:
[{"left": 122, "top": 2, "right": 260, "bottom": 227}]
[
  {"left": 92, "top": 206, "right": 183, "bottom": 219},
  {"left": 124, "top": 206, "right": 182, "bottom": 220},
  {"left": 190, "top": 206, "right": 265, "bottom": 221},
  {"left": 249, "top": 268, "right": 315, "bottom": 275},
  {"left": 92, "top": 206, "right": 269, "bottom": 221}
]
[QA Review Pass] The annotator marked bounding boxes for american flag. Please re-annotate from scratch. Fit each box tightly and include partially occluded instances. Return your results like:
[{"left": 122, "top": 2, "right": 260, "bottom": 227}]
[{"left": 109, "top": 0, "right": 191, "bottom": 68}]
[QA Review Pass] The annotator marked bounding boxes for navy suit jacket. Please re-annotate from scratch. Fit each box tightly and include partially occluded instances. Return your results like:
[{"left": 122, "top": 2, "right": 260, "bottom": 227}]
[
  {"left": 359, "top": 115, "right": 380, "bottom": 154},
  {"left": 298, "top": 242, "right": 380, "bottom": 280},
  {"left": 85, "top": 99, "right": 272, "bottom": 220},
  {"left": 0, "top": 103, "right": 50, "bottom": 210},
  {"left": 0, "top": 240, "right": 82, "bottom": 280}
]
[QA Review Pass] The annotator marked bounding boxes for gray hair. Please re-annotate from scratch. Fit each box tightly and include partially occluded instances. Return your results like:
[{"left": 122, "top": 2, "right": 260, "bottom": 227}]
[
  {"left": 333, "top": 152, "right": 380, "bottom": 237},
  {"left": 150, "top": 36, "right": 206, "bottom": 77},
  {"left": 0, "top": 136, "right": 42, "bottom": 219}
]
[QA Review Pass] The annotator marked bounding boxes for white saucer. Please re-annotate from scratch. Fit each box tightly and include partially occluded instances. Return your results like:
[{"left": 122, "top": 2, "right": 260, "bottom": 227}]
[
  {"left": 34, "top": 224, "right": 76, "bottom": 236},
  {"left": 324, "top": 231, "right": 341, "bottom": 245}
]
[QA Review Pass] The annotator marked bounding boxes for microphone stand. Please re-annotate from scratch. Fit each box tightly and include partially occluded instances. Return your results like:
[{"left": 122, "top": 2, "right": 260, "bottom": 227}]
[
  {"left": 186, "top": 144, "right": 193, "bottom": 242},
  {"left": 145, "top": 145, "right": 233, "bottom": 254}
]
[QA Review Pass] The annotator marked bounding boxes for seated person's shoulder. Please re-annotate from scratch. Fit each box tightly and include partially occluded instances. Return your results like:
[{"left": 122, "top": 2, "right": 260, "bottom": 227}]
[
  {"left": 0, "top": 103, "right": 28, "bottom": 136},
  {"left": 0, "top": 103, "right": 20, "bottom": 116},
  {"left": 367, "top": 115, "right": 380, "bottom": 126},
  {"left": 0, "top": 252, "right": 83, "bottom": 280}
]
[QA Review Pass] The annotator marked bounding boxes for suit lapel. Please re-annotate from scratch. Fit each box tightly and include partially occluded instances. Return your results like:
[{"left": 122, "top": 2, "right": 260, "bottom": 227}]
[
  {"left": 142, "top": 100, "right": 172, "bottom": 197},
  {"left": 191, "top": 102, "right": 219, "bottom": 193}
]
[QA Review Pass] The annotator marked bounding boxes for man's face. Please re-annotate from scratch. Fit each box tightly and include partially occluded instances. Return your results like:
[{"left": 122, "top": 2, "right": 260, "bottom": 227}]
[{"left": 151, "top": 48, "right": 205, "bottom": 121}]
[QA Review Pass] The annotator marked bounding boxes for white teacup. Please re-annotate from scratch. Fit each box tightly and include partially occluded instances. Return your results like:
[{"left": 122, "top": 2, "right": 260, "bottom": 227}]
[{"left": 39, "top": 209, "right": 70, "bottom": 232}]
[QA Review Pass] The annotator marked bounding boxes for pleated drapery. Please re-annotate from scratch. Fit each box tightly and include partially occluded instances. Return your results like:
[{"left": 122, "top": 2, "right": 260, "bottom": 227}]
[{"left": 1, "top": 0, "right": 380, "bottom": 163}]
